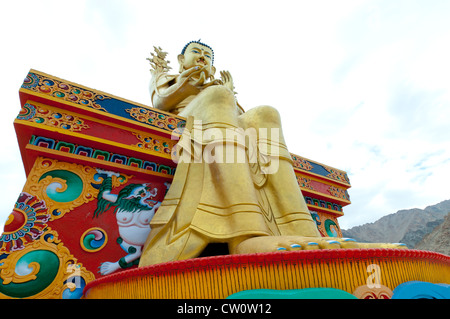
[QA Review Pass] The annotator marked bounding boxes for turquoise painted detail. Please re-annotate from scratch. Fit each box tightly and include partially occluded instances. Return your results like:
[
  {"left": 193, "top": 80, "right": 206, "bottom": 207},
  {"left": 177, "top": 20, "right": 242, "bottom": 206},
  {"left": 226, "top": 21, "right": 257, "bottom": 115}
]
[
  {"left": 227, "top": 288, "right": 357, "bottom": 299},
  {"left": 62, "top": 275, "right": 86, "bottom": 299},
  {"left": 392, "top": 281, "right": 450, "bottom": 299},
  {"left": 39, "top": 170, "right": 83, "bottom": 202}
]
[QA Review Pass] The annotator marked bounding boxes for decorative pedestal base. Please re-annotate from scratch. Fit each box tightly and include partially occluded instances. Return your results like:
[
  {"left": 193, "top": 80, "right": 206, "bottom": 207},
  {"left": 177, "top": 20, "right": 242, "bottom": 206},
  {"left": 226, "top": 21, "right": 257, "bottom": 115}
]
[{"left": 83, "top": 249, "right": 450, "bottom": 299}]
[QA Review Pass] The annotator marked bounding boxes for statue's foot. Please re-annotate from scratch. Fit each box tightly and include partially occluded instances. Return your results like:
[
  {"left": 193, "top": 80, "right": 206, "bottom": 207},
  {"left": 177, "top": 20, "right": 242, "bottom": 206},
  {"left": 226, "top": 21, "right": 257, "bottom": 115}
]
[{"left": 231, "top": 236, "right": 407, "bottom": 255}]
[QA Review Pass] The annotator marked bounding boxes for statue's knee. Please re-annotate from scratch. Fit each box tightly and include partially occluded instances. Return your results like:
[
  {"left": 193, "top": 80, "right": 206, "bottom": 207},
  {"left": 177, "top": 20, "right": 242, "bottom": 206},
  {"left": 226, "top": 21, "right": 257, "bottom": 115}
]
[
  {"left": 259, "top": 105, "right": 280, "bottom": 119},
  {"left": 251, "top": 105, "right": 281, "bottom": 127}
]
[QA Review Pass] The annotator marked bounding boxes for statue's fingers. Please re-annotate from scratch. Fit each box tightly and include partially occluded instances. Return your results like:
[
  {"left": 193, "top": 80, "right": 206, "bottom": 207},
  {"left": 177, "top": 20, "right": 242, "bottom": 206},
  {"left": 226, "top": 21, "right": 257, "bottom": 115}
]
[
  {"left": 195, "top": 71, "right": 206, "bottom": 86},
  {"left": 220, "top": 71, "right": 227, "bottom": 82},
  {"left": 224, "top": 70, "right": 231, "bottom": 82}
]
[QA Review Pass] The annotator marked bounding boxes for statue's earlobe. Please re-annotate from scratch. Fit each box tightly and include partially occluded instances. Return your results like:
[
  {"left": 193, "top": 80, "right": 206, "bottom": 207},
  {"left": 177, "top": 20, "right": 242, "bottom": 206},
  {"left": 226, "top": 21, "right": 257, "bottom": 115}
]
[{"left": 210, "top": 66, "right": 216, "bottom": 77}]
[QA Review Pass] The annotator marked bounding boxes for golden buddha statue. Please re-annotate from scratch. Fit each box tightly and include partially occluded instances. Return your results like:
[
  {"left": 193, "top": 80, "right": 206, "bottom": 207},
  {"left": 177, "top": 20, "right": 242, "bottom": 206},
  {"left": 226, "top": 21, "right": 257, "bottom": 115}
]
[{"left": 139, "top": 40, "right": 405, "bottom": 267}]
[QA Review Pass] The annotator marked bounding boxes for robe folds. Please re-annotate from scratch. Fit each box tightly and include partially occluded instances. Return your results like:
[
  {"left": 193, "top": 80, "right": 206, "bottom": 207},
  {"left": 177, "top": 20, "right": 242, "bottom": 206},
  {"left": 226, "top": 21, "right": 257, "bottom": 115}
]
[{"left": 139, "top": 75, "right": 319, "bottom": 266}]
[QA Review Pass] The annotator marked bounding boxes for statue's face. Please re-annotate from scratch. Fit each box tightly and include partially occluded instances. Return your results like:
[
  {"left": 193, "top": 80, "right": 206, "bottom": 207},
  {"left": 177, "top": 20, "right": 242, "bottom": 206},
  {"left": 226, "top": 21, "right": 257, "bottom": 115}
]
[{"left": 179, "top": 43, "right": 214, "bottom": 76}]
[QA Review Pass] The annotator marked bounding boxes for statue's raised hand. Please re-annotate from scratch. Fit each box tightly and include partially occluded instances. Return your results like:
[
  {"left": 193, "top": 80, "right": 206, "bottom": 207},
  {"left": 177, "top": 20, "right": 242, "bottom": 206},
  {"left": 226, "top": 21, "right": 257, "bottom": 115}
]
[
  {"left": 176, "top": 66, "right": 221, "bottom": 89},
  {"left": 177, "top": 66, "right": 204, "bottom": 86},
  {"left": 220, "top": 71, "right": 235, "bottom": 93}
]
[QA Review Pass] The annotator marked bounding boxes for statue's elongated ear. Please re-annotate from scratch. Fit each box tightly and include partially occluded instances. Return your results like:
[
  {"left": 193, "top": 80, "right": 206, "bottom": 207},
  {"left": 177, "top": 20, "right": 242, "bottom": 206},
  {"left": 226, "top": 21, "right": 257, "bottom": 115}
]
[
  {"left": 177, "top": 54, "right": 185, "bottom": 73},
  {"left": 210, "top": 65, "right": 216, "bottom": 77},
  {"left": 177, "top": 54, "right": 185, "bottom": 64}
]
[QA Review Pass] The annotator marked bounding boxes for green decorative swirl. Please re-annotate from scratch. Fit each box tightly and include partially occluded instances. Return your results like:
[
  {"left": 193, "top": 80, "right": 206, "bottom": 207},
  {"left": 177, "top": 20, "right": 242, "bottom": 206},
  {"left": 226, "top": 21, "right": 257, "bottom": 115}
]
[
  {"left": 325, "top": 219, "right": 338, "bottom": 237},
  {"left": 39, "top": 170, "right": 83, "bottom": 202},
  {"left": 0, "top": 250, "right": 60, "bottom": 298}
]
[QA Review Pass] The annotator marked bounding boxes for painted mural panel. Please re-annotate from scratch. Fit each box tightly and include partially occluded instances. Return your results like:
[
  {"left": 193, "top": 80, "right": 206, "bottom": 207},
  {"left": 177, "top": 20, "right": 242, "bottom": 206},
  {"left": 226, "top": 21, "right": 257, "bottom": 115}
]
[{"left": 0, "top": 157, "right": 169, "bottom": 299}]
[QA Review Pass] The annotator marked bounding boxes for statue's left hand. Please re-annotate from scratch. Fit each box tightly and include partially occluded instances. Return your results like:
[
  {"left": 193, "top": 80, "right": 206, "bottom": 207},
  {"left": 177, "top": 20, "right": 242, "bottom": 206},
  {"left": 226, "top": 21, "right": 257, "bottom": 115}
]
[{"left": 220, "top": 70, "right": 235, "bottom": 93}]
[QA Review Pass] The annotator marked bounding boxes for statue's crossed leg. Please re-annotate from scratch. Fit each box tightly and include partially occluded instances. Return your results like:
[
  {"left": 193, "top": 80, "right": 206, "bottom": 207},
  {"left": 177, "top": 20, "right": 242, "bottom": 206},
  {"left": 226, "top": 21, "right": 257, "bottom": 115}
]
[{"left": 231, "top": 235, "right": 408, "bottom": 255}]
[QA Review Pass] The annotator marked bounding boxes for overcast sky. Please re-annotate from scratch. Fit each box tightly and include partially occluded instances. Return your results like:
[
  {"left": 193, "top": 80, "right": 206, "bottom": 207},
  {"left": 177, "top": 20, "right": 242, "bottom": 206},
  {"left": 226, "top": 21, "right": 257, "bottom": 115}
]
[{"left": 1, "top": 0, "right": 449, "bottom": 231}]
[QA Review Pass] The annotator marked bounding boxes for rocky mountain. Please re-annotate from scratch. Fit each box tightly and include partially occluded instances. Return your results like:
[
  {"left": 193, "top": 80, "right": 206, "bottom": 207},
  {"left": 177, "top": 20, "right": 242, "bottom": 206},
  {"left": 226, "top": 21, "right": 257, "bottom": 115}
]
[
  {"left": 415, "top": 212, "right": 450, "bottom": 256},
  {"left": 341, "top": 199, "right": 450, "bottom": 252}
]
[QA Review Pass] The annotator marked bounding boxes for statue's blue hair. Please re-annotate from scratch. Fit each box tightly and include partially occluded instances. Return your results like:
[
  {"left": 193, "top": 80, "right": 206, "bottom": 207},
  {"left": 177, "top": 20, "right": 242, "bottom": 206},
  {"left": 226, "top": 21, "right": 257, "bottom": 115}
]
[{"left": 181, "top": 40, "right": 214, "bottom": 65}]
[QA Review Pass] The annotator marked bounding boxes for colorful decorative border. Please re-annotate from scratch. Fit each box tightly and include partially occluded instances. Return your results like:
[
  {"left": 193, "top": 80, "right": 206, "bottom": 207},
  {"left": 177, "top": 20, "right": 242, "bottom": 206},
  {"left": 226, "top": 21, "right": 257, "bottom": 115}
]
[
  {"left": 22, "top": 72, "right": 109, "bottom": 112},
  {"left": 126, "top": 107, "right": 185, "bottom": 133},
  {"left": 18, "top": 103, "right": 89, "bottom": 132},
  {"left": 305, "top": 197, "right": 343, "bottom": 213},
  {"left": 16, "top": 101, "right": 178, "bottom": 160},
  {"left": 291, "top": 154, "right": 350, "bottom": 186},
  {"left": 296, "top": 175, "right": 350, "bottom": 203},
  {"left": 21, "top": 71, "right": 187, "bottom": 133},
  {"left": 132, "top": 132, "right": 174, "bottom": 156},
  {"left": 29, "top": 135, "right": 176, "bottom": 176}
]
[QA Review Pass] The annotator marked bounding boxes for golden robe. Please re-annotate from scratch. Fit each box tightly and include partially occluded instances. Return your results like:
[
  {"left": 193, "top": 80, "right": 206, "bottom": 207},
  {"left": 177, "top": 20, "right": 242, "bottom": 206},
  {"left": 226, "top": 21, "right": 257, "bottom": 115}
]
[{"left": 139, "top": 74, "right": 319, "bottom": 266}]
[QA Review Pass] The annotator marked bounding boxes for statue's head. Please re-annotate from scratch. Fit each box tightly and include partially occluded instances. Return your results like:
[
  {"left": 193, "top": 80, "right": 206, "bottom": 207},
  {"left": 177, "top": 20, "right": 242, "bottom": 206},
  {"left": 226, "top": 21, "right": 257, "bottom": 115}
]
[{"left": 178, "top": 40, "right": 216, "bottom": 78}]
